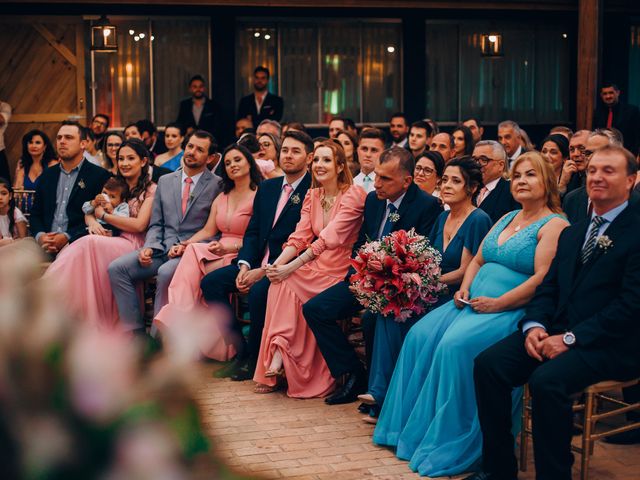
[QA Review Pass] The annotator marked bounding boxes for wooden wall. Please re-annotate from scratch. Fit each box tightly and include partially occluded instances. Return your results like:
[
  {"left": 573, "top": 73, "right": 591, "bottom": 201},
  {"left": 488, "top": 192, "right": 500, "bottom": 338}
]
[{"left": 0, "top": 17, "right": 86, "bottom": 179}]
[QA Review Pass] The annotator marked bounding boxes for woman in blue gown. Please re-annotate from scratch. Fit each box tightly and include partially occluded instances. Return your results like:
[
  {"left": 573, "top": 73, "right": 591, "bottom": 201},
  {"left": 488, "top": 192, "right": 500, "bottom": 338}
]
[
  {"left": 373, "top": 151, "right": 569, "bottom": 477},
  {"left": 155, "top": 123, "right": 185, "bottom": 171},
  {"left": 363, "top": 158, "right": 492, "bottom": 415}
]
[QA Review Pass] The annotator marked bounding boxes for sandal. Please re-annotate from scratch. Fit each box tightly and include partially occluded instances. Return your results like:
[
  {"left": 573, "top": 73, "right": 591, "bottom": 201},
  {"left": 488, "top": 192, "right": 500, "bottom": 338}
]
[
  {"left": 264, "top": 367, "right": 285, "bottom": 378},
  {"left": 254, "top": 382, "right": 279, "bottom": 394}
]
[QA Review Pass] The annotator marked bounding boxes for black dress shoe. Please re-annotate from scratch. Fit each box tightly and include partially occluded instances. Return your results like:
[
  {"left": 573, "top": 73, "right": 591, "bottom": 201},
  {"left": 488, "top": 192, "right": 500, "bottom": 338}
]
[
  {"left": 603, "top": 428, "right": 640, "bottom": 445},
  {"left": 325, "top": 370, "right": 367, "bottom": 405},
  {"left": 463, "top": 472, "right": 495, "bottom": 480},
  {"left": 230, "top": 358, "right": 256, "bottom": 381}
]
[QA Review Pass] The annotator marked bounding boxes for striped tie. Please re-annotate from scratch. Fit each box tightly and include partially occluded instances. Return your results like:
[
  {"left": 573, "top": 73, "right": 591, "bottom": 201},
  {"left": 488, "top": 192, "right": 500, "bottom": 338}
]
[{"left": 580, "top": 216, "right": 607, "bottom": 264}]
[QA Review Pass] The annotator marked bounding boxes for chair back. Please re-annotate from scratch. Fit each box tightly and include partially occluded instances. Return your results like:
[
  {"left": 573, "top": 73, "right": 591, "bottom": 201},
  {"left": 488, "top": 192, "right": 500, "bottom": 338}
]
[{"left": 13, "top": 189, "right": 36, "bottom": 218}]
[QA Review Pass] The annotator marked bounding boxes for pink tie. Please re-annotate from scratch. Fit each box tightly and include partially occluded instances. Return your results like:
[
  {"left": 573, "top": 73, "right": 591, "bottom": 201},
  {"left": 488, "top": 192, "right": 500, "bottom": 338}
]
[
  {"left": 182, "top": 177, "right": 193, "bottom": 215},
  {"left": 477, "top": 186, "right": 488, "bottom": 205},
  {"left": 262, "top": 184, "right": 293, "bottom": 266}
]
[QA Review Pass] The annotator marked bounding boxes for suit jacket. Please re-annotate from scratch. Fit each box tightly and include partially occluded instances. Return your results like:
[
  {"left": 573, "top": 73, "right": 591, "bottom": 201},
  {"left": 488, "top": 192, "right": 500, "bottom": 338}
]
[
  {"left": 176, "top": 97, "right": 222, "bottom": 140},
  {"left": 151, "top": 165, "right": 172, "bottom": 184},
  {"left": 144, "top": 169, "right": 221, "bottom": 254},
  {"left": 29, "top": 160, "right": 111, "bottom": 242},
  {"left": 593, "top": 101, "right": 640, "bottom": 155},
  {"left": 520, "top": 204, "right": 640, "bottom": 372},
  {"left": 478, "top": 177, "right": 520, "bottom": 225},
  {"left": 237, "top": 92, "right": 284, "bottom": 127},
  {"left": 352, "top": 182, "right": 442, "bottom": 256},
  {"left": 237, "top": 173, "right": 311, "bottom": 268},
  {"left": 563, "top": 186, "right": 640, "bottom": 224}
]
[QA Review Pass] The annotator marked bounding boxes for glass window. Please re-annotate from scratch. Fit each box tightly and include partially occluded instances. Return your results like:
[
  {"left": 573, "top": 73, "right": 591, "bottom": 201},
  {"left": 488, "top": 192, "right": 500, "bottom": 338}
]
[
  {"left": 152, "top": 19, "right": 210, "bottom": 125},
  {"left": 425, "top": 23, "right": 459, "bottom": 122},
  {"left": 628, "top": 25, "right": 640, "bottom": 108}
]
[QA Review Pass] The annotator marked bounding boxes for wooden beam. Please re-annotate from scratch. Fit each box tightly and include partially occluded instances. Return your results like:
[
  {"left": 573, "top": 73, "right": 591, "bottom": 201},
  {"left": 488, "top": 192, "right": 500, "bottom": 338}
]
[
  {"left": 11, "top": 113, "right": 81, "bottom": 123},
  {"left": 31, "top": 23, "right": 78, "bottom": 67},
  {"left": 576, "top": 0, "right": 601, "bottom": 130},
  {"left": 75, "top": 23, "right": 87, "bottom": 123}
]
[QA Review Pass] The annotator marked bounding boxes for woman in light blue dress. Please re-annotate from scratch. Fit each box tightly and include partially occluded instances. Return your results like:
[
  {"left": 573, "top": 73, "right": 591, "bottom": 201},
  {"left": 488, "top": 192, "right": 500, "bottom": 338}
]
[{"left": 373, "top": 151, "right": 569, "bottom": 477}]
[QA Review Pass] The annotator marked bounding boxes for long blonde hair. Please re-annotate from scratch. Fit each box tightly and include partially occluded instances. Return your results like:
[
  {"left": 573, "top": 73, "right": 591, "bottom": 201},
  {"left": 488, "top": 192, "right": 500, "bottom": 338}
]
[
  {"left": 510, "top": 151, "right": 562, "bottom": 213},
  {"left": 311, "top": 140, "right": 353, "bottom": 191}
]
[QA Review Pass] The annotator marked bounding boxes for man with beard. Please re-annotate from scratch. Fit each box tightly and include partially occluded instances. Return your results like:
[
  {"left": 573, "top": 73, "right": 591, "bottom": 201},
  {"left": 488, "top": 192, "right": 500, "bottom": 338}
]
[
  {"left": 387, "top": 112, "right": 410, "bottom": 149},
  {"left": 593, "top": 82, "right": 640, "bottom": 155},
  {"left": 30, "top": 121, "right": 111, "bottom": 256},
  {"left": 109, "top": 131, "right": 221, "bottom": 335},
  {"left": 237, "top": 66, "right": 284, "bottom": 128},
  {"left": 176, "top": 75, "right": 222, "bottom": 141},
  {"left": 89, "top": 113, "right": 110, "bottom": 151}
]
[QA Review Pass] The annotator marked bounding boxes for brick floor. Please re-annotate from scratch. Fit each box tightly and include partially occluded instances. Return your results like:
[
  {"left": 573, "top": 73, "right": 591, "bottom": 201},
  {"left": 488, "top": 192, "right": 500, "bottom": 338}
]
[{"left": 194, "top": 363, "right": 640, "bottom": 479}]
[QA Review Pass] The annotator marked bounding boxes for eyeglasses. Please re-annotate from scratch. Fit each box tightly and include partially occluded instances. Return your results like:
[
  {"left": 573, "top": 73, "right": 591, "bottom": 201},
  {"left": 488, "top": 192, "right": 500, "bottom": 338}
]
[
  {"left": 472, "top": 155, "right": 493, "bottom": 166},
  {"left": 415, "top": 166, "right": 436, "bottom": 176},
  {"left": 107, "top": 143, "right": 122, "bottom": 148},
  {"left": 584, "top": 149, "right": 595, "bottom": 158},
  {"left": 92, "top": 120, "right": 108, "bottom": 126},
  {"left": 259, "top": 141, "right": 272, "bottom": 149}
]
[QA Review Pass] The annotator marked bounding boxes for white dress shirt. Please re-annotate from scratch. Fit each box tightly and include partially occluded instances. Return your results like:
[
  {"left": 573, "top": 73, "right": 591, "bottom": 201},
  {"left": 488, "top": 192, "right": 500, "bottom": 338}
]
[{"left": 354, "top": 171, "right": 376, "bottom": 194}]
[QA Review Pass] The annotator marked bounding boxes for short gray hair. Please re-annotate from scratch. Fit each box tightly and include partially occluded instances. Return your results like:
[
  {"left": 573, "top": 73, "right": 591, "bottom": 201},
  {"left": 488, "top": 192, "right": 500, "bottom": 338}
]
[
  {"left": 590, "top": 129, "right": 623, "bottom": 147},
  {"left": 497, "top": 120, "right": 522, "bottom": 138},
  {"left": 257, "top": 119, "right": 282, "bottom": 137},
  {"left": 475, "top": 140, "right": 508, "bottom": 173}
]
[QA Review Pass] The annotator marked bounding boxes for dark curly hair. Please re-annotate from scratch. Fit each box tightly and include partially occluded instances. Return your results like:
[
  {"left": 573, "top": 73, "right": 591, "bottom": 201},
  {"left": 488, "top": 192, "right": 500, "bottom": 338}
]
[
  {"left": 445, "top": 156, "right": 484, "bottom": 205},
  {"left": 115, "top": 139, "right": 153, "bottom": 201},
  {"left": 219, "top": 144, "right": 262, "bottom": 194},
  {"left": 20, "top": 130, "right": 57, "bottom": 174}
]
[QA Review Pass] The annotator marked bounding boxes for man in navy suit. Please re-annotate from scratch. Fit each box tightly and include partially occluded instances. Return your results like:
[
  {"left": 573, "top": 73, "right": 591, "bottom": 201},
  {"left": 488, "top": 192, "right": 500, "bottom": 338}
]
[
  {"left": 474, "top": 140, "right": 520, "bottom": 225},
  {"left": 200, "top": 130, "right": 313, "bottom": 380},
  {"left": 304, "top": 147, "right": 442, "bottom": 405},
  {"left": 237, "top": 66, "right": 284, "bottom": 128},
  {"left": 30, "top": 121, "right": 111, "bottom": 256},
  {"left": 176, "top": 75, "right": 222, "bottom": 141},
  {"left": 469, "top": 145, "right": 640, "bottom": 480}
]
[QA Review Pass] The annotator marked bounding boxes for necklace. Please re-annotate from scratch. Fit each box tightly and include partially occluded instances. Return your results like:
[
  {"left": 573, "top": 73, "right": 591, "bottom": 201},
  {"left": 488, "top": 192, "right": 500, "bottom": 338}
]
[{"left": 321, "top": 195, "right": 336, "bottom": 212}]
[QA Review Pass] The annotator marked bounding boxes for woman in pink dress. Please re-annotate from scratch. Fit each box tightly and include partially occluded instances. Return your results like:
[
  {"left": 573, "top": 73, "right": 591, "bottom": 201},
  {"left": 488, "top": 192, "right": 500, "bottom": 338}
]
[
  {"left": 254, "top": 140, "right": 367, "bottom": 397},
  {"left": 44, "top": 139, "right": 156, "bottom": 329},
  {"left": 153, "top": 144, "right": 261, "bottom": 359}
]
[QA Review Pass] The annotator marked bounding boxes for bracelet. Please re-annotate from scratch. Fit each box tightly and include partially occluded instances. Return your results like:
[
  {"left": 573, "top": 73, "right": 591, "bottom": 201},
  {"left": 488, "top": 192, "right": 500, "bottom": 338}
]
[{"left": 101, "top": 212, "right": 107, "bottom": 221}]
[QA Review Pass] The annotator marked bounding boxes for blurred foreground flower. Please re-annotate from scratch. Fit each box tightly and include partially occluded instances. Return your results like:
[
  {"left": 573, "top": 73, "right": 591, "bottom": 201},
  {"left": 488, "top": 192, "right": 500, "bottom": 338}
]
[{"left": 0, "top": 241, "right": 249, "bottom": 479}]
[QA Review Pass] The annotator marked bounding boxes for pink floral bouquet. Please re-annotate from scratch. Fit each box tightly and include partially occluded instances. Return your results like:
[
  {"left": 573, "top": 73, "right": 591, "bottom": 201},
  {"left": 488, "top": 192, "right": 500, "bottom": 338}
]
[{"left": 349, "top": 228, "right": 446, "bottom": 322}]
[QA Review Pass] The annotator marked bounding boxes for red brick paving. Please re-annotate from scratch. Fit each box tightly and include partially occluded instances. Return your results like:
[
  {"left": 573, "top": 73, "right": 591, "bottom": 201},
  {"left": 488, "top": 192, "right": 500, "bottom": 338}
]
[{"left": 194, "top": 363, "right": 640, "bottom": 479}]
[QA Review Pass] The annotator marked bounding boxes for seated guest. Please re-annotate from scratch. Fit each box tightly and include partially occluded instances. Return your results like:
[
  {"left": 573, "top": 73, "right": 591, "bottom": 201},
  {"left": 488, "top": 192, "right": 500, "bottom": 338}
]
[
  {"left": 463, "top": 118, "right": 484, "bottom": 143},
  {"left": 154, "top": 123, "right": 185, "bottom": 171},
  {"left": 336, "top": 129, "right": 360, "bottom": 177},
  {"left": 101, "top": 131, "right": 124, "bottom": 174},
  {"left": 387, "top": 112, "right": 410, "bottom": 149},
  {"left": 235, "top": 117, "right": 253, "bottom": 139},
  {"left": 360, "top": 158, "right": 491, "bottom": 421},
  {"left": 200, "top": 130, "right": 313, "bottom": 380},
  {"left": 82, "top": 176, "right": 130, "bottom": 236},
  {"left": 470, "top": 145, "right": 640, "bottom": 480},
  {"left": 44, "top": 139, "right": 156, "bottom": 328},
  {"left": 0, "top": 178, "right": 28, "bottom": 246},
  {"left": 13, "top": 129, "right": 57, "bottom": 190},
  {"left": 541, "top": 133, "right": 569, "bottom": 184},
  {"left": 474, "top": 140, "right": 520, "bottom": 224},
  {"left": 452, "top": 125, "right": 475, "bottom": 158},
  {"left": 256, "top": 119, "right": 282, "bottom": 138},
  {"left": 413, "top": 151, "right": 444, "bottom": 198},
  {"left": 498, "top": 120, "right": 526, "bottom": 166},
  {"left": 560, "top": 129, "right": 591, "bottom": 196},
  {"left": 373, "top": 152, "right": 568, "bottom": 477},
  {"left": 304, "top": 147, "right": 442, "bottom": 405},
  {"left": 137, "top": 119, "right": 167, "bottom": 157},
  {"left": 430, "top": 132, "right": 454, "bottom": 163},
  {"left": 282, "top": 121, "right": 307, "bottom": 135},
  {"left": 108, "top": 131, "right": 221, "bottom": 334},
  {"left": 83, "top": 128, "right": 103, "bottom": 167},
  {"left": 124, "top": 123, "right": 143, "bottom": 140},
  {"left": 153, "top": 144, "right": 261, "bottom": 357},
  {"left": 408, "top": 120, "right": 432, "bottom": 159},
  {"left": 30, "top": 121, "right": 111, "bottom": 257},
  {"left": 89, "top": 113, "right": 110, "bottom": 150},
  {"left": 256, "top": 132, "right": 283, "bottom": 179},
  {"left": 253, "top": 141, "right": 366, "bottom": 396},
  {"left": 550, "top": 125, "right": 573, "bottom": 140},
  {"left": 353, "top": 128, "right": 385, "bottom": 194}
]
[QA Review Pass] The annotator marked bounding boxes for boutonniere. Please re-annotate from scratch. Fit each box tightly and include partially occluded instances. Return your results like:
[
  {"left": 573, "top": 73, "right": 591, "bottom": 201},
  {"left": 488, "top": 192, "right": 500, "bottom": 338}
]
[
  {"left": 189, "top": 192, "right": 194, "bottom": 202},
  {"left": 290, "top": 193, "right": 301, "bottom": 205},
  {"left": 78, "top": 179, "right": 86, "bottom": 189},
  {"left": 388, "top": 212, "right": 400, "bottom": 223},
  {"left": 597, "top": 235, "right": 613, "bottom": 252}
]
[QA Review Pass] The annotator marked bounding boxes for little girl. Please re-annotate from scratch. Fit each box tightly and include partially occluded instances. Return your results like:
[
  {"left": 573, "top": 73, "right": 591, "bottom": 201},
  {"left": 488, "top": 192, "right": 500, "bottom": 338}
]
[
  {"left": 82, "top": 177, "right": 130, "bottom": 236},
  {"left": 0, "top": 178, "right": 28, "bottom": 247}
]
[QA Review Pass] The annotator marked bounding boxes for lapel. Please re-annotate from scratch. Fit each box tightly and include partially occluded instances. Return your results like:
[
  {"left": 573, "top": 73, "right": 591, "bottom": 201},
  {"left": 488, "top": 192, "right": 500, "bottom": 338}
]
[
  {"left": 561, "top": 220, "right": 590, "bottom": 294},
  {"left": 67, "top": 161, "right": 89, "bottom": 205},
  {"left": 569, "top": 206, "right": 635, "bottom": 291},
  {"left": 393, "top": 184, "right": 417, "bottom": 232},
  {"left": 367, "top": 197, "right": 387, "bottom": 239},
  {"left": 272, "top": 173, "right": 309, "bottom": 228},
  {"left": 46, "top": 166, "right": 61, "bottom": 212},
  {"left": 172, "top": 171, "right": 183, "bottom": 219},
  {"left": 183, "top": 171, "right": 211, "bottom": 219}
]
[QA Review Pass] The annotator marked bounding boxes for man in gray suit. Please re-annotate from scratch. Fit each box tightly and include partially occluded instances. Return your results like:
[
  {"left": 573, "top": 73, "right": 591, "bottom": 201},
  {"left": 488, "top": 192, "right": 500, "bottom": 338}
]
[{"left": 108, "top": 130, "right": 221, "bottom": 333}]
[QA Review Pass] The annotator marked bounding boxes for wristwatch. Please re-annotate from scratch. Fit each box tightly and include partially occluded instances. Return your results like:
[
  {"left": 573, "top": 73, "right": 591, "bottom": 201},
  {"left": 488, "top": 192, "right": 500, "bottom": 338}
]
[{"left": 562, "top": 331, "right": 576, "bottom": 347}]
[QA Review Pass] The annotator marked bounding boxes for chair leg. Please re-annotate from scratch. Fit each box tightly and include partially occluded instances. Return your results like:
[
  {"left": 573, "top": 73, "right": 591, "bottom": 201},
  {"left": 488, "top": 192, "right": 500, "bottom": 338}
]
[
  {"left": 519, "top": 385, "right": 529, "bottom": 472},
  {"left": 581, "top": 391, "right": 595, "bottom": 480}
]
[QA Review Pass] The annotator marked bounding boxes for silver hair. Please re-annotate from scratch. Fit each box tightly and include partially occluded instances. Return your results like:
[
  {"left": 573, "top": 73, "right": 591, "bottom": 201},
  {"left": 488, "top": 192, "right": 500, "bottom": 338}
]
[
  {"left": 590, "top": 129, "right": 623, "bottom": 147},
  {"left": 475, "top": 140, "right": 508, "bottom": 174},
  {"left": 257, "top": 119, "right": 282, "bottom": 137},
  {"left": 497, "top": 120, "right": 522, "bottom": 138}
]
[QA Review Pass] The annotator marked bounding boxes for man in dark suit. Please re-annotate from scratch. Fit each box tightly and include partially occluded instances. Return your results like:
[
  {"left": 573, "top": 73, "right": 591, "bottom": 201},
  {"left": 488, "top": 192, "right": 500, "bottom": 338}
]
[
  {"left": 237, "top": 66, "right": 284, "bottom": 128},
  {"left": 176, "top": 75, "right": 222, "bottom": 141},
  {"left": 304, "top": 147, "right": 442, "bottom": 406},
  {"left": 593, "top": 82, "right": 640, "bottom": 156},
  {"left": 200, "top": 130, "right": 313, "bottom": 380},
  {"left": 473, "top": 140, "right": 520, "bottom": 224},
  {"left": 30, "top": 121, "right": 111, "bottom": 256},
  {"left": 387, "top": 112, "right": 410, "bottom": 149},
  {"left": 468, "top": 145, "right": 640, "bottom": 480}
]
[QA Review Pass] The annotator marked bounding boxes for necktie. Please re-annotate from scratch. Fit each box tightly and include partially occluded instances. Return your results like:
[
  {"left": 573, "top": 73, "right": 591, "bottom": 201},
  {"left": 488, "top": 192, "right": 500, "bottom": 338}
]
[
  {"left": 580, "top": 216, "right": 606, "bottom": 264},
  {"left": 181, "top": 177, "right": 193, "bottom": 216},
  {"left": 363, "top": 175, "right": 372, "bottom": 192},
  {"left": 262, "top": 184, "right": 294, "bottom": 266},
  {"left": 606, "top": 107, "right": 613, "bottom": 129},
  {"left": 477, "top": 186, "right": 489, "bottom": 205},
  {"left": 379, "top": 204, "right": 398, "bottom": 239}
]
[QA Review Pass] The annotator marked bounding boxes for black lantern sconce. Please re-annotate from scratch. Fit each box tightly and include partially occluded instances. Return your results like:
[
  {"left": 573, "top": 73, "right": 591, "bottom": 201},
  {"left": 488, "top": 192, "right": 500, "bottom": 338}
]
[
  {"left": 480, "top": 33, "right": 503, "bottom": 57},
  {"left": 91, "top": 15, "right": 118, "bottom": 52}
]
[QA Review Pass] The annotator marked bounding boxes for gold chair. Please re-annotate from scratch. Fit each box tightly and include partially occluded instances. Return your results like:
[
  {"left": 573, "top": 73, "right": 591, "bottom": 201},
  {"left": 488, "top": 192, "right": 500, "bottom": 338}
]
[
  {"left": 520, "top": 378, "right": 640, "bottom": 480},
  {"left": 13, "top": 189, "right": 36, "bottom": 218}
]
